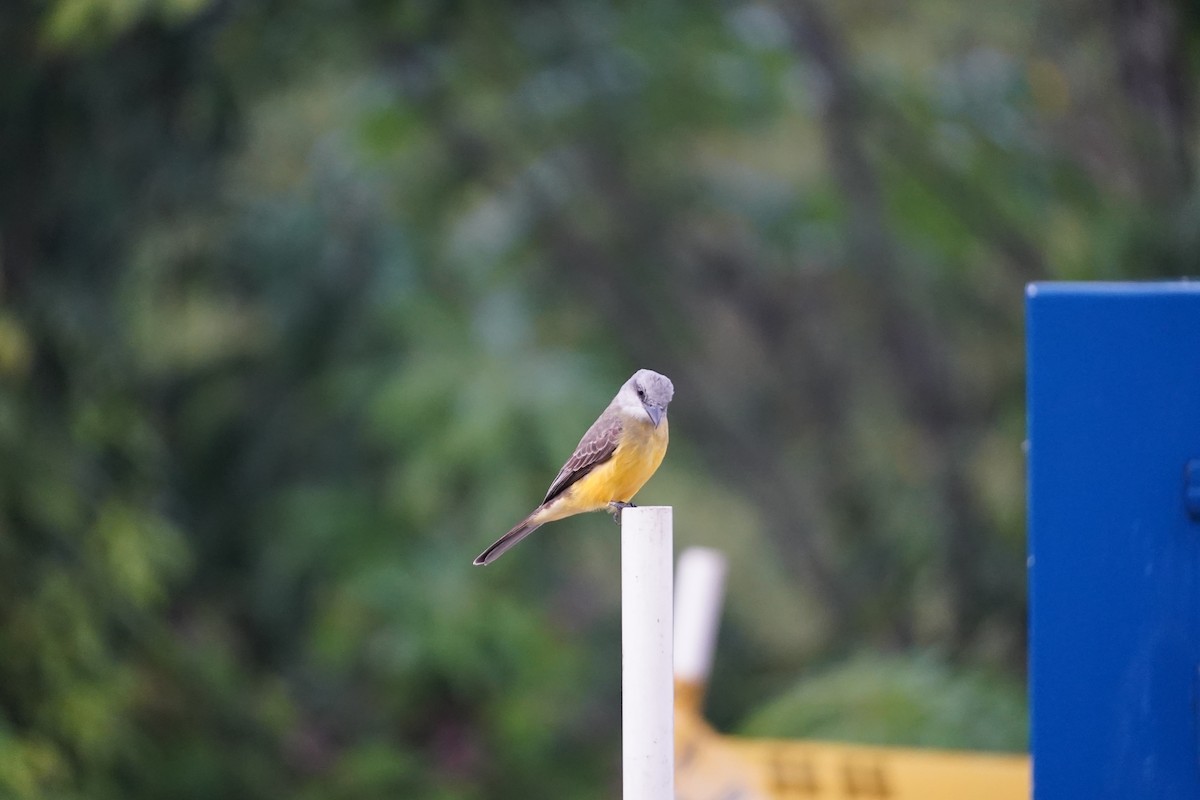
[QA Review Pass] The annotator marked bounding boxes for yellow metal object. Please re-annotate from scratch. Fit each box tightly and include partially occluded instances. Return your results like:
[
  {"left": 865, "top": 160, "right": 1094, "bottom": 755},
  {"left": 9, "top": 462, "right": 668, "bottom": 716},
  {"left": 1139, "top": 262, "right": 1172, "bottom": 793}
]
[{"left": 675, "top": 680, "right": 1030, "bottom": 800}]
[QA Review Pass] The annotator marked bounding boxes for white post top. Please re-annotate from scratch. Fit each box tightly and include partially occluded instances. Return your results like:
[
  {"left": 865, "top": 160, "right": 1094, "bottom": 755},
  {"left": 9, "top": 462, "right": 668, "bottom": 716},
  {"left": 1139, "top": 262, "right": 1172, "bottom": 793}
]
[
  {"left": 621, "top": 506, "right": 673, "bottom": 800},
  {"left": 673, "top": 546, "right": 728, "bottom": 685}
]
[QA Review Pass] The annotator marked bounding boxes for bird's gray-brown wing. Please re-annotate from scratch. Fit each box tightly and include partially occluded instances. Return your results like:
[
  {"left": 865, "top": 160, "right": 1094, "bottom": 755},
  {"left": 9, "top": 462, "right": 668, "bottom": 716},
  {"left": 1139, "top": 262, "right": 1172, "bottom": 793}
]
[{"left": 541, "top": 409, "right": 623, "bottom": 504}]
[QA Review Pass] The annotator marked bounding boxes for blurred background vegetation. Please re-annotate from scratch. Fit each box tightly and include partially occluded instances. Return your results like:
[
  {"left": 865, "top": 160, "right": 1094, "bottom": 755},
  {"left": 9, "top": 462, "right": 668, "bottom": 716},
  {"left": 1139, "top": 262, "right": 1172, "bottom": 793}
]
[{"left": 1, "top": 0, "right": 1196, "bottom": 797}]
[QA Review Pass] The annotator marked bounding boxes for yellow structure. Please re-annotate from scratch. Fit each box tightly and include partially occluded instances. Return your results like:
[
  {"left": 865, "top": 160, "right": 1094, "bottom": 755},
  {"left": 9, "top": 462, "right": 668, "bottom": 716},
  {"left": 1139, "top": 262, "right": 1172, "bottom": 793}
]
[{"left": 674, "top": 680, "right": 1030, "bottom": 800}]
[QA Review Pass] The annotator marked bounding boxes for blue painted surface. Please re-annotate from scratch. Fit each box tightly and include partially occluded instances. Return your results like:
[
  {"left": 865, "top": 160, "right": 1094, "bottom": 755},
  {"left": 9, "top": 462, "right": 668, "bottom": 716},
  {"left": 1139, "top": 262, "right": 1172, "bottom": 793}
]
[{"left": 1027, "top": 282, "right": 1200, "bottom": 798}]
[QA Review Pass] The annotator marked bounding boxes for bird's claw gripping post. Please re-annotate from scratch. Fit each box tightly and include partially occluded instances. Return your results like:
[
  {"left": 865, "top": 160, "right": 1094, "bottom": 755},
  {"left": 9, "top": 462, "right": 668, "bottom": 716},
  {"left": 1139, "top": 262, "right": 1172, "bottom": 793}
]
[{"left": 609, "top": 501, "right": 637, "bottom": 523}]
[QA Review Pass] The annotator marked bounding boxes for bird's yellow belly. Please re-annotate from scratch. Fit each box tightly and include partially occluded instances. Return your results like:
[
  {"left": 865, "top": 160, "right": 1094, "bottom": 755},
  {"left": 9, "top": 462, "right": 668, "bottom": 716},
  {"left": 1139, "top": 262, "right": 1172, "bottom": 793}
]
[{"left": 564, "top": 418, "right": 668, "bottom": 513}]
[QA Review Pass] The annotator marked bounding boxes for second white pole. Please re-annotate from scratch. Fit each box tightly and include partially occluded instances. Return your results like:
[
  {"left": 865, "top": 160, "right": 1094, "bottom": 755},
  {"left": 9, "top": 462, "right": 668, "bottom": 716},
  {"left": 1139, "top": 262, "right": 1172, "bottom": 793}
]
[{"left": 621, "top": 506, "right": 674, "bottom": 800}]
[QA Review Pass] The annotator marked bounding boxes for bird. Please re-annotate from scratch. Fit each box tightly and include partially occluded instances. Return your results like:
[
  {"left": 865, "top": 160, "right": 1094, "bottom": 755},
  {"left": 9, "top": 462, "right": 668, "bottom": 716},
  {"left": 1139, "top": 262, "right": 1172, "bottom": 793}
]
[{"left": 473, "top": 369, "right": 674, "bottom": 565}]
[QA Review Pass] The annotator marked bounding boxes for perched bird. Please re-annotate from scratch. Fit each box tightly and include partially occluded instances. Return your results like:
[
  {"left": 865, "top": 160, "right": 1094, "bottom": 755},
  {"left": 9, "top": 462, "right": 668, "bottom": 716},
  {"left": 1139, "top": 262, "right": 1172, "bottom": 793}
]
[{"left": 473, "top": 369, "right": 674, "bottom": 565}]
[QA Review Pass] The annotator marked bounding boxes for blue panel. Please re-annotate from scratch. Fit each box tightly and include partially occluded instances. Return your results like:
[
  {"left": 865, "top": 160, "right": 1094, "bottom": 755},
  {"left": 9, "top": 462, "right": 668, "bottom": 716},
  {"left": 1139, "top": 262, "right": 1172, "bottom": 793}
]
[{"left": 1027, "top": 282, "right": 1200, "bottom": 798}]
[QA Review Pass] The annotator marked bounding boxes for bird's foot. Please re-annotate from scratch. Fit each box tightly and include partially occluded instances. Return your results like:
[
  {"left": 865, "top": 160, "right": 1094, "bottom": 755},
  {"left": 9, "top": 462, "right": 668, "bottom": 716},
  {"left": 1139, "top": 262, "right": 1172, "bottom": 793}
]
[{"left": 608, "top": 501, "right": 637, "bottom": 523}]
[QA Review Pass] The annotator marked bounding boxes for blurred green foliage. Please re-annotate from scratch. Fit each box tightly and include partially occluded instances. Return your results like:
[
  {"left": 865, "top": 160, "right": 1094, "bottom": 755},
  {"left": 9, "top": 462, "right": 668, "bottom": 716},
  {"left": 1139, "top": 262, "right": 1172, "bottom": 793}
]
[
  {"left": 2, "top": 0, "right": 1197, "bottom": 796},
  {"left": 740, "top": 652, "right": 1028, "bottom": 751}
]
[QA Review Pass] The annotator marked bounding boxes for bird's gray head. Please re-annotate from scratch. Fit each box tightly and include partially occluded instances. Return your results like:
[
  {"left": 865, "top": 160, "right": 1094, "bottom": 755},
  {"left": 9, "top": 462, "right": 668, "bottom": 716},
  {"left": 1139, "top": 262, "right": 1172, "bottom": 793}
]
[{"left": 615, "top": 369, "right": 674, "bottom": 428}]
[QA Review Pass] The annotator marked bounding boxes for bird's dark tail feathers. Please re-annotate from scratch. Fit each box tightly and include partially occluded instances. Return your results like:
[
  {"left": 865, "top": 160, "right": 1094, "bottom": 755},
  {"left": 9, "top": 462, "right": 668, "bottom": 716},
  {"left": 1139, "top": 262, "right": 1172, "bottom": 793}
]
[{"left": 473, "top": 512, "right": 544, "bottom": 566}]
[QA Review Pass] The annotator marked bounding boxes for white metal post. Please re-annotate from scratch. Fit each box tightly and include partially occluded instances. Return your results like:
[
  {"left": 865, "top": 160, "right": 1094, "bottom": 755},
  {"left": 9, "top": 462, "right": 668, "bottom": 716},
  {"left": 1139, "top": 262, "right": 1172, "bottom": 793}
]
[{"left": 621, "top": 506, "right": 674, "bottom": 800}]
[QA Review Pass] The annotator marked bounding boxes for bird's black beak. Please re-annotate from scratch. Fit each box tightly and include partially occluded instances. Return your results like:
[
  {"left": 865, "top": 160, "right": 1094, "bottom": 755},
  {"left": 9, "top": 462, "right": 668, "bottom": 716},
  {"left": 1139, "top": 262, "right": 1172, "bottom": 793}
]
[{"left": 645, "top": 405, "right": 664, "bottom": 428}]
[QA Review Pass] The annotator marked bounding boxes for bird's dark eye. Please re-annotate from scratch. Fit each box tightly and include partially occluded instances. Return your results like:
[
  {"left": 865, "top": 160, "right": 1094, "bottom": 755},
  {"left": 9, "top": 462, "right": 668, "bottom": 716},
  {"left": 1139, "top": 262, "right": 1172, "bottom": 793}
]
[{"left": 636, "top": 387, "right": 645, "bottom": 399}]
